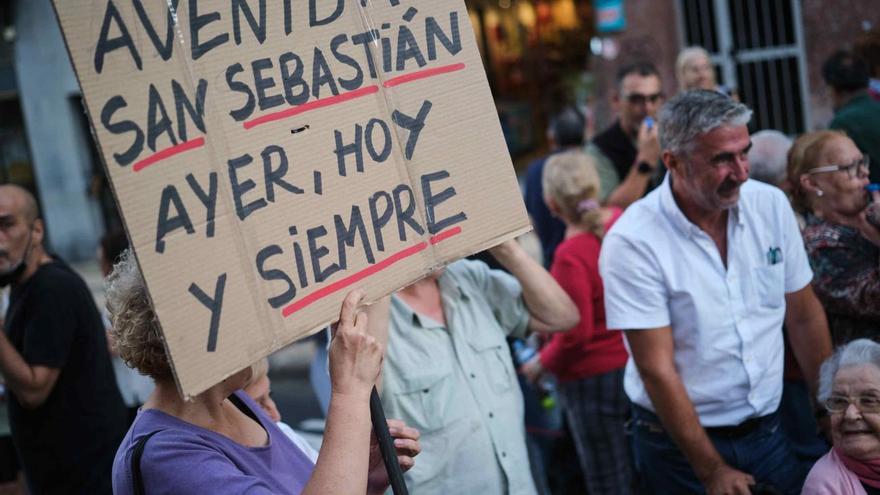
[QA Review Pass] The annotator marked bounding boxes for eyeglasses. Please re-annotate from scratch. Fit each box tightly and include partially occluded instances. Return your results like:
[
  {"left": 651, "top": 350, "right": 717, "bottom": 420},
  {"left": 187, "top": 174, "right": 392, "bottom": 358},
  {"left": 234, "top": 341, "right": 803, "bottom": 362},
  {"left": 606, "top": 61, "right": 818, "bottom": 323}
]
[
  {"left": 808, "top": 156, "right": 870, "bottom": 179},
  {"left": 824, "top": 394, "right": 880, "bottom": 414},
  {"left": 624, "top": 92, "right": 664, "bottom": 105}
]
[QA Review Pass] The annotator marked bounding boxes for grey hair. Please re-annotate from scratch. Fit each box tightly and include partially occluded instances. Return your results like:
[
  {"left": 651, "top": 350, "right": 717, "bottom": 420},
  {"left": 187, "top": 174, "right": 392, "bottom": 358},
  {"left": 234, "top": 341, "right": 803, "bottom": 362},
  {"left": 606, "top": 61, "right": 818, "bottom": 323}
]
[
  {"left": 748, "top": 130, "right": 793, "bottom": 186},
  {"left": 817, "top": 339, "right": 880, "bottom": 403},
  {"left": 105, "top": 249, "right": 170, "bottom": 380},
  {"left": 658, "top": 90, "right": 753, "bottom": 155}
]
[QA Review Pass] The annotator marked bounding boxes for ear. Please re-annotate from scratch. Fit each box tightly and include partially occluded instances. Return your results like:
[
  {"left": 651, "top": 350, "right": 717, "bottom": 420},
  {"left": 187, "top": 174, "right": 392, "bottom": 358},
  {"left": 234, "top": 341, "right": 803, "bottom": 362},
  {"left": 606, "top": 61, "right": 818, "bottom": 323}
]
[
  {"left": 799, "top": 173, "right": 820, "bottom": 195},
  {"left": 544, "top": 196, "right": 561, "bottom": 217},
  {"left": 662, "top": 150, "right": 679, "bottom": 173},
  {"left": 32, "top": 218, "right": 45, "bottom": 247}
]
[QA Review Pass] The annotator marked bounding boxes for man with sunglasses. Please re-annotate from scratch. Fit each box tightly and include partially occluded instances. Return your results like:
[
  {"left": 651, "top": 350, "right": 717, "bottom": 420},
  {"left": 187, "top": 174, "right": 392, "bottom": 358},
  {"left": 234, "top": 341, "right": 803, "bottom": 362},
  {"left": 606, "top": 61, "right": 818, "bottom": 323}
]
[{"left": 588, "top": 62, "right": 665, "bottom": 209}]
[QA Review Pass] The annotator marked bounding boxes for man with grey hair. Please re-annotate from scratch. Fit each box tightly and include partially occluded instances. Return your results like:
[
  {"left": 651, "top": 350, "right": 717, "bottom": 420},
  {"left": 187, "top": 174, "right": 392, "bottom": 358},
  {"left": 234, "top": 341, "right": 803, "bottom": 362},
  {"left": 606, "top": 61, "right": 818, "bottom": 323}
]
[
  {"left": 748, "top": 130, "right": 793, "bottom": 187},
  {"left": 600, "top": 90, "right": 832, "bottom": 494}
]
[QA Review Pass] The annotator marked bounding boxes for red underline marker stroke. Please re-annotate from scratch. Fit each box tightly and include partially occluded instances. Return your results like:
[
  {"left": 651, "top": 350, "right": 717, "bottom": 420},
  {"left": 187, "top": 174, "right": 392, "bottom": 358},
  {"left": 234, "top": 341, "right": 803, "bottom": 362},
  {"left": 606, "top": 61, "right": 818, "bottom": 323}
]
[
  {"left": 281, "top": 227, "right": 463, "bottom": 317},
  {"left": 383, "top": 63, "right": 467, "bottom": 88},
  {"left": 244, "top": 86, "right": 379, "bottom": 130},
  {"left": 132, "top": 137, "right": 205, "bottom": 173},
  {"left": 430, "top": 226, "right": 462, "bottom": 245}
]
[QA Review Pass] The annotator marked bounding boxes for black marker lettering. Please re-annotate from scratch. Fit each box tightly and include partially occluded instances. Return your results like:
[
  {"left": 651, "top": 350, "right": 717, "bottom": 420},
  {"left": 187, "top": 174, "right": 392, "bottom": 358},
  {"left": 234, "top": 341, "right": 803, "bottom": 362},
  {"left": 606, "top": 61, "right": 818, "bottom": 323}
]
[
  {"left": 155, "top": 185, "right": 195, "bottom": 254},
  {"left": 188, "top": 273, "right": 227, "bottom": 352}
]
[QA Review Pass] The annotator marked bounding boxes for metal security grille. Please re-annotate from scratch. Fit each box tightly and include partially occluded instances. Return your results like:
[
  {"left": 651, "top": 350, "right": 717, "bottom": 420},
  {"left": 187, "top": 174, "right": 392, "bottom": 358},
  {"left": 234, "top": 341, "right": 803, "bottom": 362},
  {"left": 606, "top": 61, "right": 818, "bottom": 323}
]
[{"left": 677, "top": 0, "right": 810, "bottom": 134}]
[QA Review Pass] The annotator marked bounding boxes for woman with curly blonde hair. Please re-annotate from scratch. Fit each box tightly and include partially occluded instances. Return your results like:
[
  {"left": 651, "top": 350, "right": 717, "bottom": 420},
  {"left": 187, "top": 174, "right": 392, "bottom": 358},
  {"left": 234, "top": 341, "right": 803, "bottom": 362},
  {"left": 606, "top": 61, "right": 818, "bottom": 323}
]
[{"left": 107, "top": 251, "right": 420, "bottom": 494}]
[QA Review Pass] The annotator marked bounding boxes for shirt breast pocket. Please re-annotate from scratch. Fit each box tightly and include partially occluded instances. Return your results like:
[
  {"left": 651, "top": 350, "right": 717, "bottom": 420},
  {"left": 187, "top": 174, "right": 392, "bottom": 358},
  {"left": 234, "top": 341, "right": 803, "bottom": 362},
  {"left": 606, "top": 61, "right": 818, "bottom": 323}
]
[
  {"left": 389, "top": 369, "right": 453, "bottom": 432},
  {"left": 465, "top": 329, "right": 514, "bottom": 394},
  {"left": 753, "top": 264, "right": 785, "bottom": 309}
]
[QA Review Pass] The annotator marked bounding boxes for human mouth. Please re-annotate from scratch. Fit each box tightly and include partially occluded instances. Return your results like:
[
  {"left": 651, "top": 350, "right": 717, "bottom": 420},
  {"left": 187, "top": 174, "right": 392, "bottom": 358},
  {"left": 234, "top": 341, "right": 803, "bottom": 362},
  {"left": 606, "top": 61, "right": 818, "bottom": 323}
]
[{"left": 718, "top": 181, "right": 741, "bottom": 196}]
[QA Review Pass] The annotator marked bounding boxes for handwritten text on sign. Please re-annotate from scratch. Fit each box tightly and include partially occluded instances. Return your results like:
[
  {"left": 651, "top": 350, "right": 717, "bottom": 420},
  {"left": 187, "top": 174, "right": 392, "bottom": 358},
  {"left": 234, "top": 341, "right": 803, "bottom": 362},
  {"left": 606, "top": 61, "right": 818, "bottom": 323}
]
[{"left": 53, "top": 0, "right": 530, "bottom": 397}]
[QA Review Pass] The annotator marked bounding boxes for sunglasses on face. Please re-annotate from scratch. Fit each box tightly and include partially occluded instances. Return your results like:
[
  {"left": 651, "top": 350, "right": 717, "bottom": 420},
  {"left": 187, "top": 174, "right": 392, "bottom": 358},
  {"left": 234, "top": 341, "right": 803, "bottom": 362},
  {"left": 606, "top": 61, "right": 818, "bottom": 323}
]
[
  {"left": 623, "top": 92, "right": 664, "bottom": 105},
  {"left": 807, "top": 156, "right": 870, "bottom": 179},
  {"left": 825, "top": 393, "right": 880, "bottom": 414}
]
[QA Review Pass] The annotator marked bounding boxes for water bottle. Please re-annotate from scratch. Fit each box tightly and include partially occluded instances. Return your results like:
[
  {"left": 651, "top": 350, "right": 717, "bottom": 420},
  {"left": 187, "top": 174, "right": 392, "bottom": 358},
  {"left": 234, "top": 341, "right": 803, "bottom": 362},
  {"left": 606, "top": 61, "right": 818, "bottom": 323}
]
[{"left": 512, "top": 339, "right": 556, "bottom": 410}]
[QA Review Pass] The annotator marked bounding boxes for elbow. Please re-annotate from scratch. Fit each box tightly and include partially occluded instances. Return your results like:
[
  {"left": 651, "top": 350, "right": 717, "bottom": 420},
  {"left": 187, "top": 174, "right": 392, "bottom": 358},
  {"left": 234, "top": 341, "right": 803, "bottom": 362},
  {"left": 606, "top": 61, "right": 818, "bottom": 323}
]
[
  {"left": 560, "top": 308, "right": 580, "bottom": 331},
  {"left": 550, "top": 303, "right": 580, "bottom": 332}
]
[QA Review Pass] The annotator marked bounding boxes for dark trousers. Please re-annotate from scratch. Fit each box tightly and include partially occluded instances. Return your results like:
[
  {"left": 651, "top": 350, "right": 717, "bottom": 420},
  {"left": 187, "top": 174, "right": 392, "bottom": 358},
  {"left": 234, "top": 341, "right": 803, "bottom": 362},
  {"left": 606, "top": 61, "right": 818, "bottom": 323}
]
[
  {"left": 558, "top": 368, "right": 634, "bottom": 495},
  {"left": 631, "top": 405, "right": 809, "bottom": 495}
]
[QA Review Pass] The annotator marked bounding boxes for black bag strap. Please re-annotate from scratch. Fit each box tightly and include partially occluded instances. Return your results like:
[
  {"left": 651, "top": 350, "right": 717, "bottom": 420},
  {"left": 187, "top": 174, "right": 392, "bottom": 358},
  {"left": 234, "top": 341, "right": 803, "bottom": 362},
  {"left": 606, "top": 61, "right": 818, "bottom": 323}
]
[{"left": 131, "top": 430, "right": 162, "bottom": 495}]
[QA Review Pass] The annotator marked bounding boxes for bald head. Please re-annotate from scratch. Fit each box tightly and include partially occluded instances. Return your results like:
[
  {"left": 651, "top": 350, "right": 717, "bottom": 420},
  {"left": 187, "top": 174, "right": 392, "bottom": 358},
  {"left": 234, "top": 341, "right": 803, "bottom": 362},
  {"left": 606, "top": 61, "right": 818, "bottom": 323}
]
[{"left": 0, "top": 185, "right": 39, "bottom": 224}]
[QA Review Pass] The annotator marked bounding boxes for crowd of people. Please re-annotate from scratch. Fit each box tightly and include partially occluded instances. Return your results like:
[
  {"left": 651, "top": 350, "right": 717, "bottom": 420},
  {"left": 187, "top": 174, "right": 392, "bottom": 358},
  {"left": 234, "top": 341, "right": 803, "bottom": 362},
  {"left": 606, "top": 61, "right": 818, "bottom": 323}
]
[{"left": 0, "top": 37, "right": 878, "bottom": 495}]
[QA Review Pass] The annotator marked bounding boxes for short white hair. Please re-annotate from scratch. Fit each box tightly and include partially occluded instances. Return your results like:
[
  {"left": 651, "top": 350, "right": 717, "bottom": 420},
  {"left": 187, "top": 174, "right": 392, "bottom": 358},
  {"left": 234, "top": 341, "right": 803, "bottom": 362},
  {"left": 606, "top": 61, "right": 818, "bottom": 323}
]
[
  {"left": 818, "top": 339, "right": 880, "bottom": 403},
  {"left": 748, "top": 130, "right": 792, "bottom": 186}
]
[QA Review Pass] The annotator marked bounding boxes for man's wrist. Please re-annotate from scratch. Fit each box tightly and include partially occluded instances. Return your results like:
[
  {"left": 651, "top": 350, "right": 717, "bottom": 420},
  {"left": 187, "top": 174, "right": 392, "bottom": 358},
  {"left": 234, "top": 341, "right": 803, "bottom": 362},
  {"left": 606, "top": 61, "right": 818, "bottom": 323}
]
[{"left": 636, "top": 161, "right": 654, "bottom": 175}]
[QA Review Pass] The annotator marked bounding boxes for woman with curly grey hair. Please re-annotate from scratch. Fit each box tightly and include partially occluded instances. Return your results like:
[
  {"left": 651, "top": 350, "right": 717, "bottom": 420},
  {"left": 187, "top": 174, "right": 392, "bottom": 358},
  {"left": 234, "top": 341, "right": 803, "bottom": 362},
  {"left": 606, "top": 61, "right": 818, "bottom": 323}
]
[
  {"left": 107, "top": 251, "right": 420, "bottom": 494},
  {"left": 803, "top": 339, "right": 880, "bottom": 494}
]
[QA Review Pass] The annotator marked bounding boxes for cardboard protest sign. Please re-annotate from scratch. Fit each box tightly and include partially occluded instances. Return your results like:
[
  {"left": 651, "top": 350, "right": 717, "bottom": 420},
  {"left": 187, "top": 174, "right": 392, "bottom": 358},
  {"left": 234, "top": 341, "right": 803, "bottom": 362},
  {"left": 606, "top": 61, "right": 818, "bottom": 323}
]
[{"left": 52, "top": 0, "right": 530, "bottom": 397}]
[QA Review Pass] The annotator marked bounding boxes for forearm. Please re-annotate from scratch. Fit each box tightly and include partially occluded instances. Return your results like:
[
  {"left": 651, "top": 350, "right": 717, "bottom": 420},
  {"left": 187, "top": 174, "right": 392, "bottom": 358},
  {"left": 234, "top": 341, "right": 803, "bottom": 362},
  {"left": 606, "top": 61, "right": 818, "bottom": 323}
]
[
  {"left": 605, "top": 167, "right": 651, "bottom": 209},
  {"left": 641, "top": 368, "right": 726, "bottom": 481},
  {"left": 492, "top": 242, "right": 577, "bottom": 331},
  {"left": 303, "top": 392, "right": 373, "bottom": 495},
  {"left": 787, "top": 309, "right": 832, "bottom": 398},
  {"left": 0, "top": 332, "right": 39, "bottom": 397},
  {"left": 365, "top": 297, "right": 391, "bottom": 392}
]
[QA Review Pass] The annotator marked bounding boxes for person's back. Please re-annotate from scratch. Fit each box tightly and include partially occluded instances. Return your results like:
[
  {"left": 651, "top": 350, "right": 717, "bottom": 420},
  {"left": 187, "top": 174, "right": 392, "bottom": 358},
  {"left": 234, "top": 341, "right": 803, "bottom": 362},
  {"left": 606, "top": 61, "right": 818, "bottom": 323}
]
[
  {"left": 829, "top": 95, "right": 880, "bottom": 181},
  {"left": 823, "top": 50, "right": 880, "bottom": 184},
  {"left": 6, "top": 258, "right": 127, "bottom": 493}
]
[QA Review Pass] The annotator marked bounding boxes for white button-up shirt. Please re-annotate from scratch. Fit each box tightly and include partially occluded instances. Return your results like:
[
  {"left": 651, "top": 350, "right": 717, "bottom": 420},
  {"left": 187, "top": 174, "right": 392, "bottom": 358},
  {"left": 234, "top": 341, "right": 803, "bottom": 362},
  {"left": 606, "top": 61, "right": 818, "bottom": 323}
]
[{"left": 599, "top": 176, "right": 813, "bottom": 427}]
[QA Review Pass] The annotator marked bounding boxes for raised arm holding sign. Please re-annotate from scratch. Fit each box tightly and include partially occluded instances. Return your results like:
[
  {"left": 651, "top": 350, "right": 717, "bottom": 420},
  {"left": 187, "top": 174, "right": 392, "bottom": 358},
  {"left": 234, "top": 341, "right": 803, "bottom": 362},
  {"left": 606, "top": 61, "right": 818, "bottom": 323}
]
[{"left": 53, "top": 1, "right": 529, "bottom": 493}]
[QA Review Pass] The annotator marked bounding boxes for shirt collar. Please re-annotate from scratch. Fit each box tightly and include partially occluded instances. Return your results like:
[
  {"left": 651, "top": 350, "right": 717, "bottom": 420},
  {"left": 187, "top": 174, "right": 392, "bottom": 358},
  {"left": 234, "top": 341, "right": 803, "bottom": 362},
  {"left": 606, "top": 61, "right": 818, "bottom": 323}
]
[{"left": 659, "top": 173, "right": 745, "bottom": 238}]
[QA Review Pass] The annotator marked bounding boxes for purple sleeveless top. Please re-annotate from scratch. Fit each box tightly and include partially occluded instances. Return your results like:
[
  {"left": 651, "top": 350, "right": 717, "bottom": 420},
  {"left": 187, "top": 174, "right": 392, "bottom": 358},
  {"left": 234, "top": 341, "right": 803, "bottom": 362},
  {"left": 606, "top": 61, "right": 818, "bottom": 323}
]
[{"left": 112, "top": 391, "right": 315, "bottom": 494}]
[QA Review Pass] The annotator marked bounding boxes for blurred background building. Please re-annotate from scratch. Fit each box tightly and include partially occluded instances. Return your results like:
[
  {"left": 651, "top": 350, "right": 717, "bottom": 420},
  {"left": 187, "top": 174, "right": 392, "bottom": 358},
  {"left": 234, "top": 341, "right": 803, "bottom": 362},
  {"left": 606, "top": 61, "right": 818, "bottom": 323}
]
[{"left": 0, "top": 0, "right": 878, "bottom": 262}]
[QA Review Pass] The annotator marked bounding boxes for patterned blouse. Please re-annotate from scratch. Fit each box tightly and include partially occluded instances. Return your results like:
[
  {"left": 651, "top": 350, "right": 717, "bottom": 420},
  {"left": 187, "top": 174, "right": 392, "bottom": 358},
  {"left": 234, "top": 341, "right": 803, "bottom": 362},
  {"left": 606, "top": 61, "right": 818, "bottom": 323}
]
[{"left": 803, "top": 213, "right": 880, "bottom": 345}]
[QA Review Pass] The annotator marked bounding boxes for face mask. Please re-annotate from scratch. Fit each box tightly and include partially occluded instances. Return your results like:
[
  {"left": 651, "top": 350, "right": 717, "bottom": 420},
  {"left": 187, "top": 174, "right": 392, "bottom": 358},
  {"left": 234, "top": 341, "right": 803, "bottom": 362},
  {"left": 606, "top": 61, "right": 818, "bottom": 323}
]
[
  {"left": 0, "top": 262, "right": 26, "bottom": 288},
  {"left": 0, "top": 230, "right": 33, "bottom": 288}
]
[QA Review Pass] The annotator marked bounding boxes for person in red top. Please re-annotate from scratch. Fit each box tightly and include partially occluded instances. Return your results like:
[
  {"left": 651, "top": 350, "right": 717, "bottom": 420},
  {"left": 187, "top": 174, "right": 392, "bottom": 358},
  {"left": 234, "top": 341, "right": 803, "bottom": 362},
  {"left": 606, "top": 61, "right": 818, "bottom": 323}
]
[{"left": 521, "top": 150, "right": 633, "bottom": 494}]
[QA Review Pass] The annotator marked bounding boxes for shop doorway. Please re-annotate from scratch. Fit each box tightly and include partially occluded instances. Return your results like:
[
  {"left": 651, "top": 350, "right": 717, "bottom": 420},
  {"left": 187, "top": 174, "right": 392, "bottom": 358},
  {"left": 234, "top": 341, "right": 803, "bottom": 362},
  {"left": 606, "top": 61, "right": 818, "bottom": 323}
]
[{"left": 677, "top": 0, "right": 810, "bottom": 134}]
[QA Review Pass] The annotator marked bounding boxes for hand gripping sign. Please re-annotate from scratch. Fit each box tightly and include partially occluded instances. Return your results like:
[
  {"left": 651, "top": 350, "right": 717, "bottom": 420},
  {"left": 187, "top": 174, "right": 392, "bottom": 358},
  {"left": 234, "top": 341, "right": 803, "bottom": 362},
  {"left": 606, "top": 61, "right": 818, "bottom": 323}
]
[{"left": 52, "top": 0, "right": 530, "bottom": 398}]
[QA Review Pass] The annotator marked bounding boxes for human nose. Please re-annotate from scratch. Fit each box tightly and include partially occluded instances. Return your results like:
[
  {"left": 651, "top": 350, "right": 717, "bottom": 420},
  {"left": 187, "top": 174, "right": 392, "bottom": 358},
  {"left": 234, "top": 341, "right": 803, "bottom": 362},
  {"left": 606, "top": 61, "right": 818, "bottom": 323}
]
[
  {"left": 733, "top": 155, "right": 750, "bottom": 181},
  {"left": 844, "top": 400, "right": 862, "bottom": 419}
]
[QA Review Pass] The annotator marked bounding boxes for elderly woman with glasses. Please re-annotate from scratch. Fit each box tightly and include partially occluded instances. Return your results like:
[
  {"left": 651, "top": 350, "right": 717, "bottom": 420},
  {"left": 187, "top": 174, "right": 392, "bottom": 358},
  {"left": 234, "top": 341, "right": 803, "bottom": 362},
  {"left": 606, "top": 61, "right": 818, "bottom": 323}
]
[
  {"left": 804, "top": 339, "right": 880, "bottom": 494},
  {"left": 107, "top": 251, "right": 420, "bottom": 494},
  {"left": 788, "top": 130, "right": 880, "bottom": 344}
]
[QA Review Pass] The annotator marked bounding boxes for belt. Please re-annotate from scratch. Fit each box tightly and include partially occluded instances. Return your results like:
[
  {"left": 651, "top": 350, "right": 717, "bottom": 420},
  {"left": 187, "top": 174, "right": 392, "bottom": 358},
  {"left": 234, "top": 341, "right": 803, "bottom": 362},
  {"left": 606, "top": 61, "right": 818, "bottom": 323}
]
[
  {"left": 633, "top": 405, "right": 774, "bottom": 439},
  {"left": 704, "top": 414, "right": 772, "bottom": 438}
]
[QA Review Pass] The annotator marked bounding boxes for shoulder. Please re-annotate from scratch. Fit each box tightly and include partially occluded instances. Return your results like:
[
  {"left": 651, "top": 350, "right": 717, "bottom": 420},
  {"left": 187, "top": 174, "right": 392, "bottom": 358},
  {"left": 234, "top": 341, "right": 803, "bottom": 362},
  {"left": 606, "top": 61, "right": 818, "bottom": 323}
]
[
  {"left": 525, "top": 157, "right": 546, "bottom": 181},
  {"left": 30, "top": 260, "right": 88, "bottom": 293},
  {"left": 555, "top": 235, "right": 598, "bottom": 262},
  {"left": 740, "top": 179, "right": 788, "bottom": 204},
  {"left": 592, "top": 122, "right": 623, "bottom": 147},
  {"left": 604, "top": 192, "right": 664, "bottom": 241},
  {"left": 803, "top": 219, "right": 848, "bottom": 249},
  {"left": 803, "top": 450, "right": 862, "bottom": 494},
  {"left": 740, "top": 180, "right": 795, "bottom": 221}
]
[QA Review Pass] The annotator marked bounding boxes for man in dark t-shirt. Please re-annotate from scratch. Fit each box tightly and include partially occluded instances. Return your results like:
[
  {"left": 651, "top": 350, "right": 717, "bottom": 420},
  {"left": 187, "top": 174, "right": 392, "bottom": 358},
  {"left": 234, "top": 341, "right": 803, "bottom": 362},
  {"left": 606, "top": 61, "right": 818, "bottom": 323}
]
[{"left": 0, "top": 185, "right": 127, "bottom": 494}]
